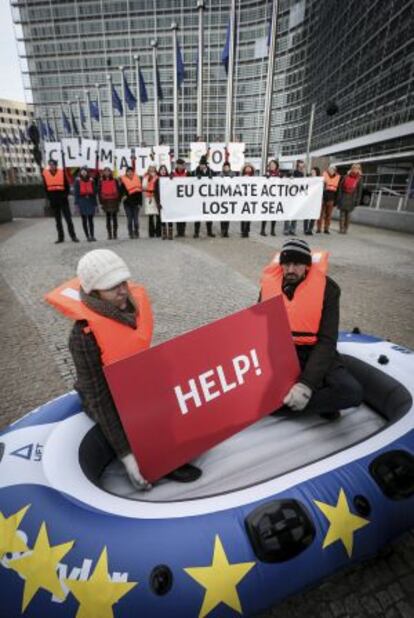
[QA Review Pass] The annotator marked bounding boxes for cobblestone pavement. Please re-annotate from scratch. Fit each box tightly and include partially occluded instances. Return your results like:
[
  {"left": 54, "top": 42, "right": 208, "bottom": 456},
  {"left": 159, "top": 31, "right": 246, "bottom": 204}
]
[{"left": 0, "top": 215, "right": 413, "bottom": 617}]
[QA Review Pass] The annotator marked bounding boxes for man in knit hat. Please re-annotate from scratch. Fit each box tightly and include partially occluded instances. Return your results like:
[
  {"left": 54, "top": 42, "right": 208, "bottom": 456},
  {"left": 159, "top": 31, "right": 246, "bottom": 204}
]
[
  {"left": 260, "top": 239, "right": 362, "bottom": 420},
  {"left": 47, "top": 249, "right": 201, "bottom": 490}
]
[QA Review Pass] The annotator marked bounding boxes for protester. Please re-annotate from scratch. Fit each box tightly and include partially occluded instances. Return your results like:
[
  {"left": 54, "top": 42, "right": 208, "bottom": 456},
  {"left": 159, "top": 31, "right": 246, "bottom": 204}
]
[
  {"left": 120, "top": 167, "right": 142, "bottom": 239},
  {"left": 45, "top": 249, "right": 202, "bottom": 488},
  {"left": 74, "top": 167, "right": 98, "bottom": 242},
  {"left": 157, "top": 164, "right": 173, "bottom": 240},
  {"left": 193, "top": 156, "right": 216, "bottom": 238},
  {"left": 284, "top": 160, "right": 305, "bottom": 236},
  {"left": 261, "top": 159, "right": 281, "bottom": 237},
  {"left": 240, "top": 163, "right": 255, "bottom": 238},
  {"left": 42, "top": 159, "right": 79, "bottom": 244},
  {"left": 220, "top": 161, "right": 233, "bottom": 238},
  {"left": 98, "top": 167, "right": 120, "bottom": 240},
  {"left": 260, "top": 238, "right": 363, "bottom": 420},
  {"left": 143, "top": 165, "right": 161, "bottom": 238},
  {"left": 317, "top": 164, "right": 341, "bottom": 234},
  {"left": 337, "top": 163, "right": 363, "bottom": 234},
  {"left": 303, "top": 166, "right": 320, "bottom": 236},
  {"left": 173, "top": 158, "right": 189, "bottom": 238}
]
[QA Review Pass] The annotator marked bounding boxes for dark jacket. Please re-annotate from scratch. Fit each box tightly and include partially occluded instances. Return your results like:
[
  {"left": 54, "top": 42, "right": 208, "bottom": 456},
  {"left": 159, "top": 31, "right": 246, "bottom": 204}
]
[
  {"left": 68, "top": 290, "right": 137, "bottom": 458},
  {"left": 120, "top": 180, "right": 142, "bottom": 208},
  {"left": 336, "top": 176, "right": 363, "bottom": 212},
  {"left": 43, "top": 171, "right": 70, "bottom": 207},
  {"left": 193, "top": 165, "right": 214, "bottom": 178}
]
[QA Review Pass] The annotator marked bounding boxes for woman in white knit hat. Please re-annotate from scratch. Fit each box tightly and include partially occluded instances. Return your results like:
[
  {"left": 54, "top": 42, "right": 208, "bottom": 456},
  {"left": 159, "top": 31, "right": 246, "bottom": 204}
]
[{"left": 45, "top": 249, "right": 202, "bottom": 489}]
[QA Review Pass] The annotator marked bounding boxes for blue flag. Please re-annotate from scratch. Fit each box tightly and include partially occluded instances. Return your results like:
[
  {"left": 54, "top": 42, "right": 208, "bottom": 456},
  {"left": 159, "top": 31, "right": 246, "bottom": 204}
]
[
  {"left": 139, "top": 68, "right": 148, "bottom": 104},
  {"left": 1, "top": 134, "right": 9, "bottom": 148},
  {"left": 221, "top": 20, "right": 231, "bottom": 74},
  {"left": 176, "top": 41, "right": 186, "bottom": 88},
  {"left": 62, "top": 110, "right": 72, "bottom": 134},
  {"left": 11, "top": 131, "right": 19, "bottom": 144},
  {"left": 156, "top": 65, "right": 163, "bottom": 100},
  {"left": 7, "top": 134, "right": 14, "bottom": 145},
  {"left": 90, "top": 100, "right": 100, "bottom": 121},
  {"left": 267, "top": 20, "right": 271, "bottom": 47},
  {"left": 112, "top": 84, "right": 123, "bottom": 116},
  {"left": 47, "top": 122, "right": 55, "bottom": 140},
  {"left": 71, "top": 110, "right": 79, "bottom": 135},
  {"left": 80, "top": 104, "right": 87, "bottom": 129},
  {"left": 40, "top": 118, "right": 48, "bottom": 139},
  {"left": 124, "top": 74, "right": 137, "bottom": 111}
]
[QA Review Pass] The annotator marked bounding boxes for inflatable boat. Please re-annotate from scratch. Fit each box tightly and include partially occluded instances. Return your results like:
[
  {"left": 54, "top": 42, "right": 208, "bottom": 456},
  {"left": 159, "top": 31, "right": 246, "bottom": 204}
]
[{"left": 1, "top": 333, "right": 413, "bottom": 618}]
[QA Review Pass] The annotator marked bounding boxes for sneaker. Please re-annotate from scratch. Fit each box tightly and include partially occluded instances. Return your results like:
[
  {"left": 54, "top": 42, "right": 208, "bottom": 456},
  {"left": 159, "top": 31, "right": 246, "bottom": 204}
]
[
  {"left": 71, "top": 237, "right": 80, "bottom": 243},
  {"left": 260, "top": 231, "right": 267, "bottom": 236},
  {"left": 324, "top": 230, "right": 330, "bottom": 234},
  {"left": 319, "top": 411, "right": 341, "bottom": 421},
  {"left": 54, "top": 239, "right": 64, "bottom": 244},
  {"left": 165, "top": 463, "right": 202, "bottom": 483}
]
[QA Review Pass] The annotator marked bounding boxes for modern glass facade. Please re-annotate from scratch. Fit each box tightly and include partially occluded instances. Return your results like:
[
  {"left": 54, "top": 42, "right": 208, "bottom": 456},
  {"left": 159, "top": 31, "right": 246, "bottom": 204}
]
[
  {"left": 0, "top": 98, "right": 38, "bottom": 184},
  {"left": 10, "top": 0, "right": 414, "bottom": 160}
]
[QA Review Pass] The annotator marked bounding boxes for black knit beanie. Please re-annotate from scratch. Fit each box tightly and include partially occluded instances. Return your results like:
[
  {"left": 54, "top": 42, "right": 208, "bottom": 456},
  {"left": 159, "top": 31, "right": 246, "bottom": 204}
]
[{"left": 279, "top": 239, "right": 312, "bottom": 266}]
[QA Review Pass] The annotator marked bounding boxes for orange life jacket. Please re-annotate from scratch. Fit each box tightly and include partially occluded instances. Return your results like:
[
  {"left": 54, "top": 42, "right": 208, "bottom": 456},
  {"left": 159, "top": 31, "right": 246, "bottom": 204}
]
[
  {"left": 100, "top": 179, "right": 119, "bottom": 200},
  {"left": 144, "top": 174, "right": 158, "bottom": 198},
  {"left": 45, "top": 277, "right": 153, "bottom": 366},
  {"left": 79, "top": 179, "right": 94, "bottom": 196},
  {"left": 323, "top": 171, "right": 340, "bottom": 192},
  {"left": 260, "top": 251, "right": 329, "bottom": 345},
  {"left": 121, "top": 174, "right": 142, "bottom": 195},
  {"left": 43, "top": 168, "right": 65, "bottom": 191}
]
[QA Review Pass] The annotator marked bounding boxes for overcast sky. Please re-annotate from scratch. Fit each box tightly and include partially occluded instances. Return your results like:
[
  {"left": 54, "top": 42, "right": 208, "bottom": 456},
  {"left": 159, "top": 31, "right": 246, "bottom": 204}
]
[{"left": 0, "top": 2, "right": 26, "bottom": 102}]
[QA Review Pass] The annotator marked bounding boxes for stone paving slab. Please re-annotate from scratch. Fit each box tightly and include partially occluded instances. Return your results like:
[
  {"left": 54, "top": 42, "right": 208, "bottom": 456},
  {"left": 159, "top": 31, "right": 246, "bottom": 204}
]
[{"left": 0, "top": 216, "right": 413, "bottom": 617}]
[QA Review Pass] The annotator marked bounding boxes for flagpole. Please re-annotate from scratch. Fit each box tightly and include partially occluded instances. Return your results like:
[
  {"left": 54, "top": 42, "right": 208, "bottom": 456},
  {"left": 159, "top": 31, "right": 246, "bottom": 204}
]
[
  {"left": 95, "top": 83, "right": 104, "bottom": 141},
  {"left": 197, "top": 0, "right": 205, "bottom": 139},
  {"left": 60, "top": 103, "right": 68, "bottom": 136},
  {"left": 106, "top": 74, "right": 116, "bottom": 145},
  {"left": 305, "top": 103, "right": 316, "bottom": 175},
  {"left": 45, "top": 109, "right": 52, "bottom": 140},
  {"left": 260, "top": 0, "right": 278, "bottom": 175},
  {"left": 52, "top": 108, "right": 59, "bottom": 140},
  {"left": 120, "top": 66, "right": 128, "bottom": 147},
  {"left": 76, "top": 96, "right": 83, "bottom": 138},
  {"left": 68, "top": 101, "right": 74, "bottom": 135},
  {"left": 85, "top": 89, "right": 93, "bottom": 139},
  {"left": 225, "top": 0, "right": 236, "bottom": 144},
  {"left": 150, "top": 38, "right": 160, "bottom": 146},
  {"left": 171, "top": 22, "right": 179, "bottom": 160},
  {"left": 133, "top": 55, "right": 143, "bottom": 145}
]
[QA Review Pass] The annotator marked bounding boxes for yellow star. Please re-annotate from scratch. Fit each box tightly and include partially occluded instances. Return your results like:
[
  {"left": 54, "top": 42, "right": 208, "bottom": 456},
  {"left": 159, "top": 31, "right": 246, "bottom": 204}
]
[
  {"left": 314, "top": 487, "right": 370, "bottom": 558},
  {"left": 8, "top": 521, "right": 74, "bottom": 611},
  {"left": 65, "top": 546, "right": 137, "bottom": 618},
  {"left": 184, "top": 534, "right": 255, "bottom": 618},
  {"left": 0, "top": 504, "right": 30, "bottom": 558}
]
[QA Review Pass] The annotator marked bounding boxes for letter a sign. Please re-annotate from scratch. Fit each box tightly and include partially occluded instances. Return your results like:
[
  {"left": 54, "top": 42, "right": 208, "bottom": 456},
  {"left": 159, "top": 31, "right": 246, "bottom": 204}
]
[{"left": 105, "top": 297, "right": 299, "bottom": 482}]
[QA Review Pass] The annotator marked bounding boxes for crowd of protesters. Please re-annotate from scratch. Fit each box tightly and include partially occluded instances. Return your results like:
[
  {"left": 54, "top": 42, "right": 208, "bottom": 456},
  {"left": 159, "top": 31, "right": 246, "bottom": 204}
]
[{"left": 42, "top": 155, "right": 363, "bottom": 243}]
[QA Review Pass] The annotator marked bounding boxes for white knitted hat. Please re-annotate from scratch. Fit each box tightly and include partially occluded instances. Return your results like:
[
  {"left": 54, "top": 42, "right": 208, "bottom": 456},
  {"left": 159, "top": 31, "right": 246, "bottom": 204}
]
[{"left": 77, "top": 249, "right": 131, "bottom": 294}]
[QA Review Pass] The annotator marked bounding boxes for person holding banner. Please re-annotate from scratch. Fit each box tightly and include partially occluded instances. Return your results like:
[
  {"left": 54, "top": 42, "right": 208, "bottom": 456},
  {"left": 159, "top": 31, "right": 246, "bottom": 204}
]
[
  {"left": 283, "top": 160, "right": 305, "bottom": 236},
  {"left": 120, "top": 167, "right": 142, "bottom": 239},
  {"left": 143, "top": 165, "right": 161, "bottom": 238},
  {"left": 46, "top": 249, "right": 202, "bottom": 489},
  {"left": 74, "top": 167, "right": 98, "bottom": 242},
  {"left": 98, "top": 167, "right": 120, "bottom": 240},
  {"left": 173, "top": 159, "right": 189, "bottom": 238},
  {"left": 303, "top": 166, "right": 321, "bottom": 236},
  {"left": 317, "top": 165, "right": 341, "bottom": 234},
  {"left": 157, "top": 164, "right": 174, "bottom": 240},
  {"left": 260, "top": 239, "right": 363, "bottom": 420},
  {"left": 42, "top": 159, "right": 79, "bottom": 244},
  {"left": 193, "top": 156, "right": 216, "bottom": 239},
  {"left": 260, "top": 160, "right": 282, "bottom": 237},
  {"left": 220, "top": 162, "right": 234, "bottom": 238},
  {"left": 240, "top": 163, "right": 256, "bottom": 238}
]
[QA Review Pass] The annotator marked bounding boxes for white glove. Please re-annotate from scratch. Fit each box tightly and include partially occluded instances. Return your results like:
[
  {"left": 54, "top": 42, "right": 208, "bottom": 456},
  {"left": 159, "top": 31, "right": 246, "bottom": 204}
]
[
  {"left": 283, "top": 382, "right": 312, "bottom": 411},
  {"left": 121, "top": 453, "right": 152, "bottom": 491}
]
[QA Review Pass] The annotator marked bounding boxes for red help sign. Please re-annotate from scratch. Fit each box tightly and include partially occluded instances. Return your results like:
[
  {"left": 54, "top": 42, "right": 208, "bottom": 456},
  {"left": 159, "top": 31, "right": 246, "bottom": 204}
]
[{"left": 105, "top": 296, "right": 300, "bottom": 482}]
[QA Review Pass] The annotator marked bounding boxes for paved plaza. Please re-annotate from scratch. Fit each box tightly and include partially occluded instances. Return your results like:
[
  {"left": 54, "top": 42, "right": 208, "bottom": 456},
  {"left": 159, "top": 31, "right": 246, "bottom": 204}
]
[{"left": 1, "top": 215, "right": 414, "bottom": 617}]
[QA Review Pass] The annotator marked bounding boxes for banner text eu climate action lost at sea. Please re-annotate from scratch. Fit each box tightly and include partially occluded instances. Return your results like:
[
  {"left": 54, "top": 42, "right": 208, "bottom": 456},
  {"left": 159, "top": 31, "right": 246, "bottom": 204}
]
[{"left": 160, "top": 177, "right": 324, "bottom": 222}]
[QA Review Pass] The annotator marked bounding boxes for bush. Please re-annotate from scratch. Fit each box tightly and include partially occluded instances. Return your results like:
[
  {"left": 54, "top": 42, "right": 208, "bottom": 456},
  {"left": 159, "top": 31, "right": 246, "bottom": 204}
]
[{"left": 0, "top": 184, "right": 45, "bottom": 201}]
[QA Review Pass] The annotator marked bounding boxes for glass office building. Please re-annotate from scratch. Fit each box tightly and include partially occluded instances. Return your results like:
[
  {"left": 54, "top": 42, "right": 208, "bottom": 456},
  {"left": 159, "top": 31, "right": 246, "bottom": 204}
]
[{"left": 11, "top": 0, "right": 414, "bottom": 163}]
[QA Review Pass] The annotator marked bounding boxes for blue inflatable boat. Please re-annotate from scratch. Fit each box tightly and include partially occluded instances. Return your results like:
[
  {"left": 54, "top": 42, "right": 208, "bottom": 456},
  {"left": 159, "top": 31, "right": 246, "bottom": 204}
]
[{"left": 0, "top": 333, "right": 413, "bottom": 618}]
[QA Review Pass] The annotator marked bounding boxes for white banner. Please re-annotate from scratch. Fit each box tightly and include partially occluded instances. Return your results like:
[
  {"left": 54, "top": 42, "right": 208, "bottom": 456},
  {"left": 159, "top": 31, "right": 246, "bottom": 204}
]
[
  {"left": 81, "top": 139, "right": 98, "bottom": 168},
  {"left": 190, "top": 142, "right": 245, "bottom": 172},
  {"left": 228, "top": 142, "right": 245, "bottom": 172},
  {"left": 135, "top": 147, "right": 153, "bottom": 175},
  {"left": 153, "top": 145, "right": 171, "bottom": 172},
  {"left": 160, "top": 177, "right": 324, "bottom": 222},
  {"left": 190, "top": 142, "right": 208, "bottom": 171},
  {"left": 44, "top": 142, "right": 64, "bottom": 168},
  {"left": 208, "top": 143, "right": 226, "bottom": 172},
  {"left": 98, "top": 141, "right": 115, "bottom": 170},
  {"left": 61, "top": 138, "right": 83, "bottom": 167},
  {"left": 115, "top": 148, "right": 134, "bottom": 175}
]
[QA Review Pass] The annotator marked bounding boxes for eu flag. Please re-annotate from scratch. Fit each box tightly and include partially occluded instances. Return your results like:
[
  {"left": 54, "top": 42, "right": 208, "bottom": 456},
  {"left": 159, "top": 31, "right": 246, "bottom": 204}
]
[
  {"left": 124, "top": 74, "right": 137, "bottom": 111},
  {"left": 139, "top": 69, "right": 148, "bottom": 104},
  {"left": 112, "top": 84, "right": 123, "bottom": 116},
  {"left": 90, "top": 100, "right": 100, "bottom": 121},
  {"left": 176, "top": 41, "right": 186, "bottom": 88},
  {"left": 47, "top": 122, "right": 55, "bottom": 140},
  {"left": 40, "top": 118, "right": 48, "bottom": 139},
  {"left": 62, "top": 110, "right": 72, "bottom": 134},
  {"left": 221, "top": 20, "right": 230, "bottom": 74},
  {"left": 80, "top": 105, "right": 87, "bottom": 129},
  {"left": 71, "top": 110, "right": 79, "bottom": 136},
  {"left": 156, "top": 65, "right": 163, "bottom": 100}
]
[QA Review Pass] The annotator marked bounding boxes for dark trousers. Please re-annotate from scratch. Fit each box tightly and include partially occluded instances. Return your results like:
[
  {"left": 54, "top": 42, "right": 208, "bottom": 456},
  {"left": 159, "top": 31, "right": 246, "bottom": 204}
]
[
  {"left": 194, "top": 222, "right": 214, "bottom": 237},
  {"left": 305, "top": 365, "right": 363, "bottom": 414},
  {"left": 176, "top": 222, "right": 186, "bottom": 237},
  {"left": 52, "top": 201, "right": 77, "bottom": 240},
  {"left": 240, "top": 222, "right": 250, "bottom": 237},
  {"left": 148, "top": 214, "right": 161, "bottom": 238},
  {"left": 220, "top": 222, "right": 230, "bottom": 236},
  {"left": 303, "top": 219, "right": 314, "bottom": 234},
  {"left": 105, "top": 212, "right": 118, "bottom": 237},
  {"left": 283, "top": 220, "right": 297, "bottom": 234},
  {"left": 81, "top": 215, "right": 95, "bottom": 240},
  {"left": 124, "top": 204, "right": 139, "bottom": 237},
  {"left": 261, "top": 221, "right": 276, "bottom": 235}
]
